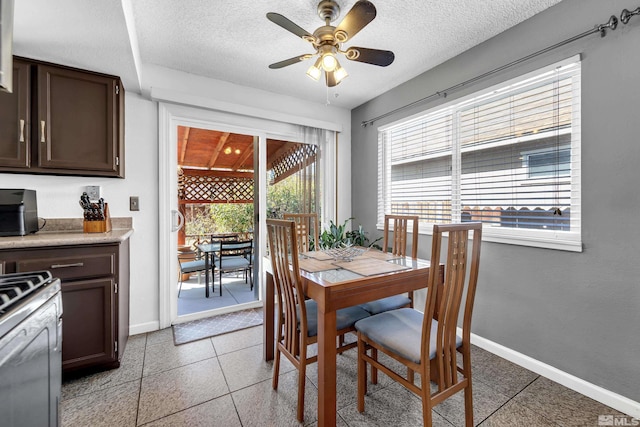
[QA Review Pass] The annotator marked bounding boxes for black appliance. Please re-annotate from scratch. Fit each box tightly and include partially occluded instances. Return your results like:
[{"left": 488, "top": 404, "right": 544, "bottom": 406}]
[
  {"left": 0, "top": 189, "right": 39, "bottom": 236},
  {"left": 0, "top": 270, "right": 62, "bottom": 427}
]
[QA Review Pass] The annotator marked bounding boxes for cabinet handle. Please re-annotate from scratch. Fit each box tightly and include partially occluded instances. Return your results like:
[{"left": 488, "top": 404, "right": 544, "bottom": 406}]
[
  {"left": 40, "top": 120, "right": 46, "bottom": 143},
  {"left": 50, "top": 262, "right": 84, "bottom": 269},
  {"left": 19, "top": 119, "right": 25, "bottom": 142}
]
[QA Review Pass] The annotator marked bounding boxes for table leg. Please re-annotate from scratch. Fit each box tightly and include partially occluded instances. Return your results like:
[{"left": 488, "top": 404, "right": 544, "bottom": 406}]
[
  {"left": 264, "top": 271, "right": 275, "bottom": 361},
  {"left": 317, "top": 305, "right": 337, "bottom": 427},
  {"left": 204, "top": 252, "right": 210, "bottom": 298}
]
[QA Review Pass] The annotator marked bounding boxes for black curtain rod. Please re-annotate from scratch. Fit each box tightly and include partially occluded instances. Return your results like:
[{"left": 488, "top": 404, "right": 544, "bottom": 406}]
[{"left": 361, "top": 6, "right": 640, "bottom": 128}]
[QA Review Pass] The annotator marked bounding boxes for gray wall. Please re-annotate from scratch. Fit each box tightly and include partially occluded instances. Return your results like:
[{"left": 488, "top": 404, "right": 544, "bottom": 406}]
[{"left": 351, "top": 0, "right": 640, "bottom": 402}]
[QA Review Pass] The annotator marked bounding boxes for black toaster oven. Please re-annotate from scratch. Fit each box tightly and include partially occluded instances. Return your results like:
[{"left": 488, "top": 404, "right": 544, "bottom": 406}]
[{"left": 0, "top": 189, "right": 38, "bottom": 236}]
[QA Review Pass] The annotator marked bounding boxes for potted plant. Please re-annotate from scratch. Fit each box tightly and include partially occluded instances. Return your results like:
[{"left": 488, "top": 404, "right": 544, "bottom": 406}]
[{"left": 315, "top": 218, "right": 382, "bottom": 250}]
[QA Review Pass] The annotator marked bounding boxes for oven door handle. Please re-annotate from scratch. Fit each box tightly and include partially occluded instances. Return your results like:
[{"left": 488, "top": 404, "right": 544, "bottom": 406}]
[{"left": 50, "top": 262, "right": 84, "bottom": 269}]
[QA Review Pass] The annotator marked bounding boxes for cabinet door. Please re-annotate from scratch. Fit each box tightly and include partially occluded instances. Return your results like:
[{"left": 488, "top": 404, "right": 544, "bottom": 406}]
[
  {"left": 37, "top": 65, "right": 122, "bottom": 176},
  {"left": 0, "top": 59, "right": 30, "bottom": 168},
  {"left": 60, "top": 277, "right": 116, "bottom": 371}
]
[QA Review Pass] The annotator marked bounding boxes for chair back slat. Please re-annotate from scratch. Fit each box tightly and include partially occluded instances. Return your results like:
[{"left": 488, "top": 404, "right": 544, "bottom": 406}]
[
  {"left": 422, "top": 222, "right": 482, "bottom": 391},
  {"left": 383, "top": 215, "right": 418, "bottom": 258},
  {"left": 267, "top": 219, "right": 307, "bottom": 357},
  {"left": 283, "top": 213, "right": 319, "bottom": 252}
]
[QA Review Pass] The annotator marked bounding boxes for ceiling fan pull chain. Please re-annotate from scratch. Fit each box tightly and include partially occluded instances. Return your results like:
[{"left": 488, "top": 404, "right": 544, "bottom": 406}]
[{"left": 326, "top": 84, "right": 331, "bottom": 106}]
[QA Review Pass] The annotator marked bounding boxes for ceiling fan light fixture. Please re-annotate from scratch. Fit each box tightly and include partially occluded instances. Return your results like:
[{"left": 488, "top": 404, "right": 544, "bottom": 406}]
[
  {"left": 306, "top": 58, "right": 322, "bottom": 81},
  {"left": 321, "top": 52, "right": 337, "bottom": 71},
  {"left": 334, "top": 64, "right": 348, "bottom": 83}
]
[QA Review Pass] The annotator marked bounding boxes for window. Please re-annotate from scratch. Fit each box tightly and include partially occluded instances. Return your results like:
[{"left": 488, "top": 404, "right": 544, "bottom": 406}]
[
  {"left": 523, "top": 146, "right": 570, "bottom": 178},
  {"left": 378, "top": 57, "right": 581, "bottom": 251}
]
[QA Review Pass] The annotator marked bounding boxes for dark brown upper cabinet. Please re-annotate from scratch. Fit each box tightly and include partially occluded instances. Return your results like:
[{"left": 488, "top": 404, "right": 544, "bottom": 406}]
[
  {"left": 0, "top": 59, "right": 30, "bottom": 169},
  {"left": 0, "top": 57, "right": 124, "bottom": 178}
]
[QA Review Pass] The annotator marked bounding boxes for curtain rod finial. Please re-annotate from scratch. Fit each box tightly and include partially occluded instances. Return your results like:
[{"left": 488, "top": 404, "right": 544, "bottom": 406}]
[{"left": 597, "top": 15, "right": 618, "bottom": 37}]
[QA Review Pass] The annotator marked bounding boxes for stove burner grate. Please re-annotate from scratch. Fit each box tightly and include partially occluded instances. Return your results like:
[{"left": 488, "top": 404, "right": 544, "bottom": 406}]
[{"left": 0, "top": 271, "right": 53, "bottom": 314}]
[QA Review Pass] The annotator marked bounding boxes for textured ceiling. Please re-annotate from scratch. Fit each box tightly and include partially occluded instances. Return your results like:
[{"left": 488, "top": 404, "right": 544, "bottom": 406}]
[{"left": 12, "top": 0, "right": 563, "bottom": 109}]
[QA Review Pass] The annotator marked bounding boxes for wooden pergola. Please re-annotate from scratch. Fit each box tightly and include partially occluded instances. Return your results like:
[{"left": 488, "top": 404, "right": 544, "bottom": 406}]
[{"left": 177, "top": 126, "right": 317, "bottom": 244}]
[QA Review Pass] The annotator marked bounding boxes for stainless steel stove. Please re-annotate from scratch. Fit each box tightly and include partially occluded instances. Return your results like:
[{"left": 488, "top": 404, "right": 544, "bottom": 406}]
[{"left": 0, "top": 270, "right": 62, "bottom": 427}]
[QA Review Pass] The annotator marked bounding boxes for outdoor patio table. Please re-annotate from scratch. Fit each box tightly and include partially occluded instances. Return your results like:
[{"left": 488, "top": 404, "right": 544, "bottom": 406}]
[
  {"left": 195, "top": 239, "right": 245, "bottom": 297},
  {"left": 263, "top": 248, "right": 444, "bottom": 427},
  {"left": 195, "top": 242, "right": 220, "bottom": 298}
]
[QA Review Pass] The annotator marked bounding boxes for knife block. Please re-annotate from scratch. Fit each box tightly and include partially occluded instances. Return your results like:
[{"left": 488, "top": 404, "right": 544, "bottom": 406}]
[{"left": 83, "top": 204, "right": 112, "bottom": 233}]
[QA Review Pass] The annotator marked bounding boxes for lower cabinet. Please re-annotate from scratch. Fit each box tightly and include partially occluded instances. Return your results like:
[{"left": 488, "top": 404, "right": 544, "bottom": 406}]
[
  {"left": 0, "top": 240, "right": 130, "bottom": 373},
  {"left": 60, "top": 277, "right": 116, "bottom": 371}
]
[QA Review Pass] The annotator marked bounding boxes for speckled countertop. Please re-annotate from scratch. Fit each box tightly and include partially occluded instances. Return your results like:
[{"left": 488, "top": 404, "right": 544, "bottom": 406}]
[{"left": 0, "top": 218, "right": 134, "bottom": 249}]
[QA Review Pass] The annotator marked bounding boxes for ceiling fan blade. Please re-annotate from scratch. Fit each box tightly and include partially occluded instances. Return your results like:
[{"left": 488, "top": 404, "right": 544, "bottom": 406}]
[
  {"left": 269, "top": 55, "right": 313, "bottom": 69},
  {"left": 267, "top": 12, "right": 315, "bottom": 41},
  {"left": 334, "top": 1, "right": 376, "bottom": 42},
  {"left": 345, "top": 47, "right": 394, "bottom": 67}
]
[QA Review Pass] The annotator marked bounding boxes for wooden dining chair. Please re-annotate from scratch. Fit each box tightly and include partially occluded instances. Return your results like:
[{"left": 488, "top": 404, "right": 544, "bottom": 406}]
[
  {"left": 283, "top": 212, "right": 320, "bottom": 252},
  {"left": 359, "top": 214, "right": 419, "bottom": 315},
  {"left": 267, "top": 219, "right": 371, "bottom": 422},
  {"left": 355, "top": 222, "right": 482, "bottom": 426}
]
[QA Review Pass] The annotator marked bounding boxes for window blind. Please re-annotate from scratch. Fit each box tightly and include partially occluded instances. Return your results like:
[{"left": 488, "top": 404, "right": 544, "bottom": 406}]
[{"left": 378, "top": 58, "right": 581, "bottom": 250}]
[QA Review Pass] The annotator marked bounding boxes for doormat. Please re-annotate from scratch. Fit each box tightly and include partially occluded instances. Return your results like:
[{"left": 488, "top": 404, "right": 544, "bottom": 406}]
[{"left": 173, "top": 308, "right": 263, "bottom": 345}]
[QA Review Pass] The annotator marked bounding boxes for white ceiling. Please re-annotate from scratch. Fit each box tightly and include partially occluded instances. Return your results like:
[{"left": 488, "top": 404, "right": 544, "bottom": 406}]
[{"left": 12, "top": 0, "right": 563, "bottom": 109}]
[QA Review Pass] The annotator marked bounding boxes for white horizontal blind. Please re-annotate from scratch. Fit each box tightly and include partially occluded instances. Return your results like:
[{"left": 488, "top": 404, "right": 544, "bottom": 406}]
[{"left": 378, "top": 58, "right": 581, "bottom": 249}]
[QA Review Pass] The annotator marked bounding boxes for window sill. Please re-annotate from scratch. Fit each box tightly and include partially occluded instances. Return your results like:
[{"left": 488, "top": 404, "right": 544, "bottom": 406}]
[{"left": 376, "top": 224, "right": 583, "bottom": 252}]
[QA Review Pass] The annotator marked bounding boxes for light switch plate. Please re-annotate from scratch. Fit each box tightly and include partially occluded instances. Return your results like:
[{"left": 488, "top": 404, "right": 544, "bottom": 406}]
[
  {"left": 86, "top": 185, "right": 101, "bottom": 201},
  {"left": 130, "top": 196, "right": 140, "bottom": 211}
]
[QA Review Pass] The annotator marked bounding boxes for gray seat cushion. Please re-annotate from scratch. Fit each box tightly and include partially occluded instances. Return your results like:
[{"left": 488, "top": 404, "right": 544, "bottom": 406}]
[
  {"left": 180, "top": 259, "right": 207, "bottom": 274},
  {"left": 215, "top": 256, "right": 250, "bottom": 270},
  {"left": 299, "top": 300, "right": 371, "bottom": 338},
  {"left": 354, "top": 308, "right": 462, "bottom": 364},
  {"left": 359, "top": 295, "right": 412, "bottom": 315}
]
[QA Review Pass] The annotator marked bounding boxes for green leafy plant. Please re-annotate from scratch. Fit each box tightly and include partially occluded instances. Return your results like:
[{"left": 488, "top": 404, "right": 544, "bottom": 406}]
[{"left": 315, "top": 218, "right": 382, "bottom": 250}]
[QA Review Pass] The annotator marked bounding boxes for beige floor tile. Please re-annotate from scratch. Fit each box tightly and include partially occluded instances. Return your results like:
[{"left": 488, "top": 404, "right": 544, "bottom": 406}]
[
  {"left": 512, "top": 376, "right": 624, "bottom": 427},
  {"left": 431, "top": 378, "right": 511, "bottom": 426},
  {"left": 217, "top": 343, "right": 295, "bottom": 392},
  {"left": 137, "top": 358, "right": 229, "bottom": 425},
  {"left": 61, "top": 380, "right": 140, "bottom": 427},
  {"left": 305, "top": 347, "right": 396, "bottom": 411},
  {"left": 232, "top": 370, "right": 319, "bottom": 426},
  {"left": 143, "top": 337, "right": 216, "bottom": 376},
  {"left": 211, "top": 324, "right": 263, "bottom": 355},
  {"left": 338, "top": 382, "right": 452, "bottom": 427},
  {"left": 139, "top": 395, "right": 241, "bottom": 427},
  {"left": 145, "top": 327, "right": 175, "bottom": 346},
  {"left": 62, "top": 334, "right": 146, "bottom": 400},
  {"left": 479, "top": 399, "right": 560, "bottom": 427}
]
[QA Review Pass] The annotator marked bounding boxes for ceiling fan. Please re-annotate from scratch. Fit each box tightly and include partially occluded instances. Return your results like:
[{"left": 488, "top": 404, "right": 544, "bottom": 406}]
[{"left": 267, "top": 0, "right": 395, "bottom": 87}]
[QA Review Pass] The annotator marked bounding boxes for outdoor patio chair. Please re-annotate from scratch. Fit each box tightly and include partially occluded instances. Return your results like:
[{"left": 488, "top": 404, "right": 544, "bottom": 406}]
[
  {"left": 177, "top": 250, "right": 208, "bottom": 297},
  {"left": 213, "top": 239, "right": 253, "bottom": 296}
]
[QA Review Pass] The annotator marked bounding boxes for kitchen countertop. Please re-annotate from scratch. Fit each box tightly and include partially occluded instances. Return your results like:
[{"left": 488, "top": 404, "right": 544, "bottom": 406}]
[{"left": 0, "top": 217, "right": 134, "bottom": 249}]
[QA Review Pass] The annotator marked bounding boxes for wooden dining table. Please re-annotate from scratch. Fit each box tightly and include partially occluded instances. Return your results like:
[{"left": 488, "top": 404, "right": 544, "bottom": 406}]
[{"left": 263, "top": 248, "right": 443, "bottom": 427}]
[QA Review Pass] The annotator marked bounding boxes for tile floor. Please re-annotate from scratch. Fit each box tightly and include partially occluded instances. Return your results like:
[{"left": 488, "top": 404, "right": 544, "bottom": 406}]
[{"left": 60, "top": 322, "right": 626, "bottom": 426}]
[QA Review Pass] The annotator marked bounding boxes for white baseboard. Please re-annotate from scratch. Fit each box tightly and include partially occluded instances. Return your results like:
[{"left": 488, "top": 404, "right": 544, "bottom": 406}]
[
  {"left": 130, "top": 321, "right": 160, "bottom": 336},
  {"left": 469, "top": 332, "right": 640, "bottom": 419}
]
